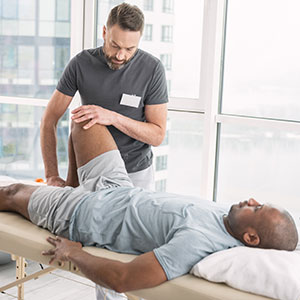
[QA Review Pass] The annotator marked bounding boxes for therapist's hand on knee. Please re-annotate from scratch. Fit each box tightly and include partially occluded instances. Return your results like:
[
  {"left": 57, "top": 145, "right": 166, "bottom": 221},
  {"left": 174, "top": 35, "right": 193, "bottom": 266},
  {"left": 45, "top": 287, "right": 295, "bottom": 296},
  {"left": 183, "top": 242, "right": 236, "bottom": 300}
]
[
  {"left": 71, "top": 105, "right": 117, "bottom": 129},
  {"left": 46, "top": 176, "right": 66, "bottom": 187},
  {"left": 42, "top": 236, "right": 82, "bottom": 265}
]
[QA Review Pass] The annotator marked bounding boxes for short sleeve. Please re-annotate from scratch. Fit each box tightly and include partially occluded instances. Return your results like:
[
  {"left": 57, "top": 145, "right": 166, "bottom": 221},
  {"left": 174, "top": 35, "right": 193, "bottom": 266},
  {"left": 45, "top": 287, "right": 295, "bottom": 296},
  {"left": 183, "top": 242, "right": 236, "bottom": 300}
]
[
  {"left": 153, "top": 230, "right": 212, "bottom": 280},
  {"left": 144, "top": 61, "right": 168, "bottom": 105},
  {"left": 56, "top": 55, "right": 78, "bottom": 97}
]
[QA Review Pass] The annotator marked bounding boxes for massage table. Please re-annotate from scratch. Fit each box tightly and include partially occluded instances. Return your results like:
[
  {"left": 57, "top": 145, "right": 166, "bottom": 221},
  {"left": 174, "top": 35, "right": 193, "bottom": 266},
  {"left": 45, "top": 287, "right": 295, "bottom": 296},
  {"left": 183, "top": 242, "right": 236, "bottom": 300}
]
[{"left": 0, "top": 212, "right": 272, "bottom": 300}]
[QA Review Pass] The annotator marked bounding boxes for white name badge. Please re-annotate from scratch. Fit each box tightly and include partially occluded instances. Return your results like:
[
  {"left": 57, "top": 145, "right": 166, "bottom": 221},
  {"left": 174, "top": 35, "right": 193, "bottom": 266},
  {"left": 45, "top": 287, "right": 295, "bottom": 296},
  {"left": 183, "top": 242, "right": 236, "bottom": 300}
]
[{"left": 120, "top": 93, "right": 141, "bottom": 108}]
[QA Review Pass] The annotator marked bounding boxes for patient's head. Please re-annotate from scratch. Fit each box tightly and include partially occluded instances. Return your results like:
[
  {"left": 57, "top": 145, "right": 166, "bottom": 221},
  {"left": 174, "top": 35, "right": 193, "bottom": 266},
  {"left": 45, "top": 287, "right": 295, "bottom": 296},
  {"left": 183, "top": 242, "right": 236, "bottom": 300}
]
[{"left": 224, "top": 198, "right": 298, "bottom": 251}]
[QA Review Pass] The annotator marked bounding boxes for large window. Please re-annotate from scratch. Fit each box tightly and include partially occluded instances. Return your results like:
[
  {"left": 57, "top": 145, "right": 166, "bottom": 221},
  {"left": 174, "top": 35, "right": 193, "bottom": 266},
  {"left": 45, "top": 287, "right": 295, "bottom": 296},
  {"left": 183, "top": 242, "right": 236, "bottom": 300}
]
[
  {"left": 215, "top": 0, "right": 300, "bottom": 211},
  {"left": 222, "top": 0, "right": 300, "bottom": 121},
  {"left": 0, "top": 0, "right": 71, "bottom": 180}
]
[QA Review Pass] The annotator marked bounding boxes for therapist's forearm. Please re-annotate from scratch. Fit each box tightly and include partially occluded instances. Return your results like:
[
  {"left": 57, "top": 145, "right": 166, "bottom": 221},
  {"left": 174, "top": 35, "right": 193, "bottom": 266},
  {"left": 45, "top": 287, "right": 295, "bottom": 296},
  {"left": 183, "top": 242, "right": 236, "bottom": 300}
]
[
  {"left": 40, "top": 120, "right": 59, "bottom": 179},
  {"left": 112, "top": 113, "right": 165, "bottom": 146},
  {"left": 71, "top": 105, "right": 167, "bottom": 146}
]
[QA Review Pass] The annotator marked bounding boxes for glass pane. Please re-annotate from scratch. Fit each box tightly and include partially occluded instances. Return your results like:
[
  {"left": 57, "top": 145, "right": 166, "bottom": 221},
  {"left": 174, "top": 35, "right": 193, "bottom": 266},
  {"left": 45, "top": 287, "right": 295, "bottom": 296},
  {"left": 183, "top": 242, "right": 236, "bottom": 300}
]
[
  {"left": 217, "top": 123, "right": 300, "bottom": 211},
  {"left": 0, "top": 0, "right": 71, "bottom": 99},
  {"left": 153, "top": 111, "right": 203, "bottom": 197},
  {"left": 0, "top": 104, "right": 69, "bottom": 180},
  {"left": 96, "top": 0, "right": 203, "bottom": 99},
  {"left": 56, "top": 0, "right": 70, "bottom": 21},
  {"left": 2, "top": 0, "right": 18, "bottom": 19},
  {"left": 222, "top": 0, "right": 300, "bottom": 121}
]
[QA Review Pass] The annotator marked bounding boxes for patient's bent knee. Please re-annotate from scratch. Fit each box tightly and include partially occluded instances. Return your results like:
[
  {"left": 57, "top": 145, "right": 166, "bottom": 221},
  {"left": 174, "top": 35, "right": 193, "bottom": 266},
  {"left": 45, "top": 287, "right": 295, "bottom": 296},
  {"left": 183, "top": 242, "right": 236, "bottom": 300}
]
[
  {"left": 0, "top": 184, "right": 24, "bottom": 209},
  {"left": 2, "top": 183, "right": 25, "bottom": 197}
]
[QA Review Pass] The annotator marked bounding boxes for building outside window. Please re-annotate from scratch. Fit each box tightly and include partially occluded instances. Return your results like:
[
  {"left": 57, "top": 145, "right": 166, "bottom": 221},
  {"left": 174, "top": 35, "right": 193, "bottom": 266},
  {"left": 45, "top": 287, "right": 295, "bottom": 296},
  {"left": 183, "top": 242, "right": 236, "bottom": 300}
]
[
  {"left": 166, "top": 80, "right": 171, "bottom": 94},
  {"left": 1, "top": 0, "right": 18, "bottom": 19},
  {"left": 56, "top": 0, "right": 71, "bottom": 21},
  {"left": 1, "top": 45, "right": 18, "bottom": 69},
  {"left": 156, "top": 155, "right": 168, "bottom": 171},
  {"left": 160, "top": 53, "right": 172, "bottom": 70},
  {"left": 162, "top": 0, "right": 174, "bottom": 14},
  {"left": 0, "top": 0, "right": 71, "bottom": 179},
  {"left": 160, "top": 130, "right": 169, "bottom": 146},
  {"left": 143, "top": 0, "right": 154, "bottom": 11},
  {"left": 155, "top": 179, "right": 167, "bottom": 192},
  {"left": 143, "top": 24, "right": 153, "bottom": 41},
  {"left": 161, "top": 25, "right": 173, "bottom": 42}
]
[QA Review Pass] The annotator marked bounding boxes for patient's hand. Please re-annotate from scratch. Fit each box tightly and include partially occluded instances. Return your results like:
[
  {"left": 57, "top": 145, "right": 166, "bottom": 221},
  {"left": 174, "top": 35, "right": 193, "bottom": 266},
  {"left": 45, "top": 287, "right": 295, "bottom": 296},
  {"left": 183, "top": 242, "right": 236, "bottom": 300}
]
[
  {"left": 46, "top": 176, "right": 66, "bottom": 187},
  {"left": 43, "top": 236, "right": 82, "bottom": 265}
]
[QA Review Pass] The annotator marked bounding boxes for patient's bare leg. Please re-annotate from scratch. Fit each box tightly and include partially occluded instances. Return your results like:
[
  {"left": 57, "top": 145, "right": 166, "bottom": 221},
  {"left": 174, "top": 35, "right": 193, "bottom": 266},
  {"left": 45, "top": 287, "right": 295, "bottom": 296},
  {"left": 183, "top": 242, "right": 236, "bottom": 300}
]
[
  {"left": 62, "top": 121, "right": 118, "bottom": 187},
  {"left": 69, "top": 121, "right": 118, "bottom": 169},
  {"left": 65, "top": 133, "right": 79, "bottom": 187},
  {"left": 0, "top": 184, "right": 39, "bottom": 219}
]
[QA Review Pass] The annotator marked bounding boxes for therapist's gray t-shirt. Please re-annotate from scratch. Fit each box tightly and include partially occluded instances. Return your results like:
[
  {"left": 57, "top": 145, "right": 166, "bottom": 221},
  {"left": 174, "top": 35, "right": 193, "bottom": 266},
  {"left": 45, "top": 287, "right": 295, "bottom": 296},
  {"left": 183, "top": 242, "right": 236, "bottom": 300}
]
[
  {"left": 56, "top": 47, "right": 168, "bottom": 173},
  {"left": 69, "top": 187, "right": 243, "bottom": 280}
]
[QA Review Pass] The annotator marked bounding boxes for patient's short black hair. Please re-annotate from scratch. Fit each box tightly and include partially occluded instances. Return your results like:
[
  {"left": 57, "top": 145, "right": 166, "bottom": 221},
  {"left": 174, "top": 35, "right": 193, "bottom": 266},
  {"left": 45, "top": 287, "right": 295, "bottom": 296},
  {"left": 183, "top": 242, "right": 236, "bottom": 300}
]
[{"left": 258, "top": 210, "right": 298, "bottom": 251}]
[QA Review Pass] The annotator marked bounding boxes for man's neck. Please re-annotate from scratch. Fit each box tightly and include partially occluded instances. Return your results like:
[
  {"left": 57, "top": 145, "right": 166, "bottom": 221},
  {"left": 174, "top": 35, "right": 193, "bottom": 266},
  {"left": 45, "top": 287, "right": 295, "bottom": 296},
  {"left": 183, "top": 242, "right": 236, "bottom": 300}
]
[{"left": 223, "top": 215, "right": 235, "bottom": 238}]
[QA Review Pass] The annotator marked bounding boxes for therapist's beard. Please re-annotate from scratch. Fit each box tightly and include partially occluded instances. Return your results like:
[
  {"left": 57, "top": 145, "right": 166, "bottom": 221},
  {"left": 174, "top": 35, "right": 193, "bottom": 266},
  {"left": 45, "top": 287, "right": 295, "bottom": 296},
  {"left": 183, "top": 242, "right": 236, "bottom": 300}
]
[{"left": 103, "top": 44, "right": 128, "bottom": 70}]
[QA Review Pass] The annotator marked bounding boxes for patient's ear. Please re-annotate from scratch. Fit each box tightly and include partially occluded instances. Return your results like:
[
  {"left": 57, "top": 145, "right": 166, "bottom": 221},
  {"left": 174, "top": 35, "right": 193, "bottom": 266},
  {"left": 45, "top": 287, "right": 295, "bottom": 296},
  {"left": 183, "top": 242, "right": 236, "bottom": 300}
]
[{"left": 243, "top": 229, "right": 260, "bottom": 246}]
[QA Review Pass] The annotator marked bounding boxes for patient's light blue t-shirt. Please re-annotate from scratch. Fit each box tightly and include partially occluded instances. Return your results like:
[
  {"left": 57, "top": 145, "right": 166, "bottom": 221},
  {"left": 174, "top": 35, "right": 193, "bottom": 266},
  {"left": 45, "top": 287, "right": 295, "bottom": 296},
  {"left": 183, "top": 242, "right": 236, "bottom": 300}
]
[{"left": 69, "top": 187, "right": 243, "bottom": 280}]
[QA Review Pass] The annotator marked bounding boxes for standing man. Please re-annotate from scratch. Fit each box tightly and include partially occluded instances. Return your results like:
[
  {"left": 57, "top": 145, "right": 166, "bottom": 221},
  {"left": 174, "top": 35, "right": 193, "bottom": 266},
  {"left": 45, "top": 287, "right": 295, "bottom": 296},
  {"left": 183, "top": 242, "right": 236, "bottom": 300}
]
[{"left": 41, "top": 3, "right": 168, "bottom": 192}]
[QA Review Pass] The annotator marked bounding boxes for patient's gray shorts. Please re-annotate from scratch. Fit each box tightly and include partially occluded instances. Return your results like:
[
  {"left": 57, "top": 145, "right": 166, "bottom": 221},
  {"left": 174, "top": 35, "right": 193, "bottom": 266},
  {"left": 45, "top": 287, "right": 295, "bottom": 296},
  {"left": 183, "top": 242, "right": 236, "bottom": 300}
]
[{"left": 28, "top": 150, "right": 133, "bottom": 238}]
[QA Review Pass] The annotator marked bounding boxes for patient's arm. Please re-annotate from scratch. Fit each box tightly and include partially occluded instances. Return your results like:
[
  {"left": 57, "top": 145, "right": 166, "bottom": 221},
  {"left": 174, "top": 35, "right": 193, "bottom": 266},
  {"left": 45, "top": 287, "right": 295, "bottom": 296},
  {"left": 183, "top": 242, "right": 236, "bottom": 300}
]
[{"left": 43, "top": 236, "right": 167, "bottom": 292}]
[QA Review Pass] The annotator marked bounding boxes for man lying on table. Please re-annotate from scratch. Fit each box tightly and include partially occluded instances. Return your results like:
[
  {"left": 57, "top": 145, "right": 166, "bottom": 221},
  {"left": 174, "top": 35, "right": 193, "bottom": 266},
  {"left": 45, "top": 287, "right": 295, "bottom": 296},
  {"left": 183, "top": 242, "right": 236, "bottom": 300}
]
[{"left": 0, "top": 121, "right": 298, "bottom": 293}]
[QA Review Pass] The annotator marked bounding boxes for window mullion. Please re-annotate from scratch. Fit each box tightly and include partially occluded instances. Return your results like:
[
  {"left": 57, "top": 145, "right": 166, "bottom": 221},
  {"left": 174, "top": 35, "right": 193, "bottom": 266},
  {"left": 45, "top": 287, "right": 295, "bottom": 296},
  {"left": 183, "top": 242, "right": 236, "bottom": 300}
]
[
  {"left": 69, "top": 0, "right": 85, "bottom": 112},
  {"left": 199, "top": 0, "right": 227, "bottom": 201}
]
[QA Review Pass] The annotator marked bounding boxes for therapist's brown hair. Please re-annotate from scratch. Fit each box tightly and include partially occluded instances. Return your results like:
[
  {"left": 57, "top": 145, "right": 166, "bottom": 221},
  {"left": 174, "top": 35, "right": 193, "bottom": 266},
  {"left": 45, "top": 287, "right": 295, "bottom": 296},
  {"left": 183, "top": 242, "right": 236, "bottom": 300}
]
[{"left": 106, "top": 3, "right": 144, "bottom": 34}]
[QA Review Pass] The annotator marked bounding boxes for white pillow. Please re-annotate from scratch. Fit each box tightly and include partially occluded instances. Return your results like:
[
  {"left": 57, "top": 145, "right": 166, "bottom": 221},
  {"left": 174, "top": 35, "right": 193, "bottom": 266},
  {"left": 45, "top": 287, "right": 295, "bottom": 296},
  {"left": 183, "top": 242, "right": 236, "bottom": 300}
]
[{"left": 191, "top": 246, "right": 300, "bottom": 300}]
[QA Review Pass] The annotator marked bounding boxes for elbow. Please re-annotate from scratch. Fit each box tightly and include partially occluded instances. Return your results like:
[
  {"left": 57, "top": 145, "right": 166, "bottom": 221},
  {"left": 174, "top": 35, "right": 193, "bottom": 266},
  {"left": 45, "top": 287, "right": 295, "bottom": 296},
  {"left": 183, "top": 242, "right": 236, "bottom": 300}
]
[
  {"left": 113, "top": 285, "right": 127, "bottom": 294},
  {"left": 151, "top": 130, "right": 166, "bottom": 147},
  {"left": 109, "top": 272, "right": 130, "bottom": 293},
  {"left": 40, "top": 114, "right": 58, "bottom": 132}
]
